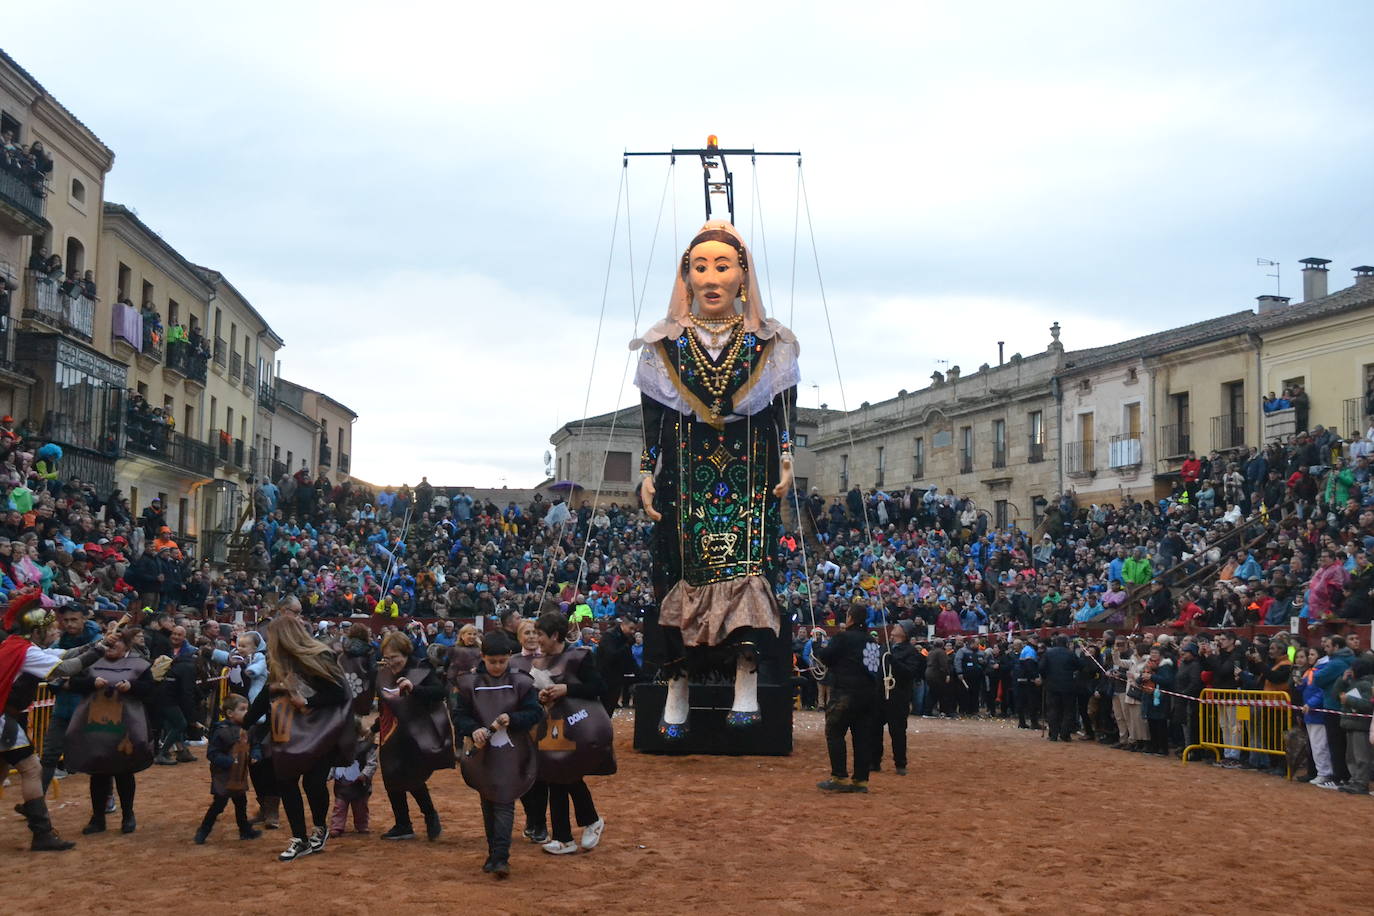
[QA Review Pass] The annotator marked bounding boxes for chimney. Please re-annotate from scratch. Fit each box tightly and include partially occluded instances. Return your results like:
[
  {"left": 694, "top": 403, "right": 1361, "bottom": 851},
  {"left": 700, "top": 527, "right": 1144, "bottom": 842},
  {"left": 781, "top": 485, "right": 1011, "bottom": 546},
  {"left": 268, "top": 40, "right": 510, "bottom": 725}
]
[
  {"left": 997, "top": 341, "right": 1005, "bottom": 366},
  {"left": 1299, "top": 257, "right": 1331, "bottom": 301},
  {"left": 1256, "top": 294, "right": 1291, "bottom": 313},
  {"left": 1354, "top": 265, "right": 1374, "bottom": 288}
]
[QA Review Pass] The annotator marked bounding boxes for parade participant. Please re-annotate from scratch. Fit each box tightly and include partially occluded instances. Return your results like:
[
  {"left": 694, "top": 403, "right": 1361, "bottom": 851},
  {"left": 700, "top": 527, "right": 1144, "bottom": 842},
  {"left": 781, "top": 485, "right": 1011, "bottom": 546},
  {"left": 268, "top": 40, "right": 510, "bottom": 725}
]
[
  {"left": 194, "top": 693, "right": 263, "bottom": 844},
  {"left": 40, "top": 604, "right": 100, "bottom": 793},
  {"left": 329, "top": 718, "right": 377, "bottom": 835},
  {"left": 339, "top": 623, "right": 377, "bottom": 716},
  {"left": 376, "top": 630, "right": 453, "bottom": 841},
  {"left": 532, "top": 610, "right": 613, "bottom": 855},
  {"left": 633, "top": 220, "right": 800, "bottom": 735},
  {"left": 244, "top": 615, "right": 351, "bottom": 862},
  {"left": 0, "top": 588, "right": 115, "bottom": 850},
  {"left": 871, "top": 620, "right": 923, "bottom": 775},
  {"left": 447, "top": 624, "right": 482, "bottom": 681},
  {"left": 454, "top": 631, "right": 543, "bottom": 878},
  {"left": 64, "top": 627, "right": 155, "bottom": 835},
  {"left": 816, "top": 601, "right": 878, "bottom": 794},
  {"left": 510, "top": 619, "right": 547, "bottom": 844},
  {"left": 1014, "top": 642, "right": 1042, "bottom": 730}
]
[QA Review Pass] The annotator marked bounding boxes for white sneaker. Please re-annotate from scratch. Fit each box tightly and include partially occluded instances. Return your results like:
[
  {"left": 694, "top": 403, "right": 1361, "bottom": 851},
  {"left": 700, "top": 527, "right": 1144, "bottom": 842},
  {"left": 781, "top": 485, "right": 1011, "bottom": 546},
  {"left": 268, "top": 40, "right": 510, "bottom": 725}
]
[
  {"left": 541, "top": 840, "right": 579, "bottom": 855},
  {"left": 580, "top": 818, "right": 605, "bottom": 850},
  {"left": 1312, "top": 777, "right": 1339, "bottom": 789}
]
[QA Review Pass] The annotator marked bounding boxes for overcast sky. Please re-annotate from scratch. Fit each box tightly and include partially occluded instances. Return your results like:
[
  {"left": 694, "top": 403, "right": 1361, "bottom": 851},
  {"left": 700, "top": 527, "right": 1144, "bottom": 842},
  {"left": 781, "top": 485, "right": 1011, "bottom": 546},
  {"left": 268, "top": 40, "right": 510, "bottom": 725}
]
[{"left": 8, "top": 2, "right": 1373, "bottom": 486}]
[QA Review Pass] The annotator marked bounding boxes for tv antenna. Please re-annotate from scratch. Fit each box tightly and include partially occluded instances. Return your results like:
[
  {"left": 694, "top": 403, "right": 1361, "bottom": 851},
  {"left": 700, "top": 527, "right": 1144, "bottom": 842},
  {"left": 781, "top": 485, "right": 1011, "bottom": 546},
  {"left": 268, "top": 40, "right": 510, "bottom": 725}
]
[
  {"left": 1256, "top": 258, "right": 1281, "bottom": 296},
  {"left": 624, "top": 135, "right": 801, "bottom": 223}
]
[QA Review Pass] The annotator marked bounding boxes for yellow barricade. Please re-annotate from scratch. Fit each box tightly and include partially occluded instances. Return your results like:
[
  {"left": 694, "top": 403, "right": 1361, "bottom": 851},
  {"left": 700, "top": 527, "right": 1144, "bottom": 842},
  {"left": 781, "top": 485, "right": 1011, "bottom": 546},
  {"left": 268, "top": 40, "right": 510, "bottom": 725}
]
[
  {"left": 1182, "top": 688, "right": 1293, "bottom": 779},
  {"left": 1, "top": 682, "right": 60, "bottom": 800}
]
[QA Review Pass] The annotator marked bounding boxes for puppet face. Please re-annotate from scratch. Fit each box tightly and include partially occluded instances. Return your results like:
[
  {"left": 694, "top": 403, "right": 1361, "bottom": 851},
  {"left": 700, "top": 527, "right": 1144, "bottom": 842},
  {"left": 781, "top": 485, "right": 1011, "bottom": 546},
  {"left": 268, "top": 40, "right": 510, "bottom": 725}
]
[{"left": 687, "top": 240, "right": 743, "bottom": 319}]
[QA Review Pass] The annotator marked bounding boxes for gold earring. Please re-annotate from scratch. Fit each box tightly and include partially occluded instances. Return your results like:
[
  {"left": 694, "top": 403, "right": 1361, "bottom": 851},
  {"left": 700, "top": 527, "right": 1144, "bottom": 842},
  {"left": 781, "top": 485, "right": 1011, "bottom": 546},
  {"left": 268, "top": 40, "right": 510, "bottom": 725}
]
[{"left": 739, "top": 286, "right": 748, "bottom": 304}]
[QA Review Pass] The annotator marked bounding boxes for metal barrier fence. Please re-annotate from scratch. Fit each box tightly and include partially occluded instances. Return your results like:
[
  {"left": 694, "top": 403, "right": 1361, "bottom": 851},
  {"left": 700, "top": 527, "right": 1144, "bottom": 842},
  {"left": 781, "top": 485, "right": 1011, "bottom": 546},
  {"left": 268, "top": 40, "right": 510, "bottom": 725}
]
[{"left": 1182, "top": 688, "right": 1293, "bottom": 779}]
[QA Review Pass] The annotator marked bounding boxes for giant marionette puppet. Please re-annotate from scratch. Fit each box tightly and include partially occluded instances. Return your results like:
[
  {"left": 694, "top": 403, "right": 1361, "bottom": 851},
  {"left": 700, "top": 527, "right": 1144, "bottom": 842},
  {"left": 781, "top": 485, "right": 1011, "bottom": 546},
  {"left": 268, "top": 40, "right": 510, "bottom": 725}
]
[{"left": 633, "top": 220, "right": 798, "bottom": 738}]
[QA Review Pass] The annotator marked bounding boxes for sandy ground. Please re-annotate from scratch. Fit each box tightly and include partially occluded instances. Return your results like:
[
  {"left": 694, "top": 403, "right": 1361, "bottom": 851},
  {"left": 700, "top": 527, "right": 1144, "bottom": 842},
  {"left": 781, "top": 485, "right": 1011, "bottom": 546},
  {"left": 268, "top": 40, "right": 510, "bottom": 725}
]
[{"left": 9, "top": 711, "right": 1374, "bottom": 916}]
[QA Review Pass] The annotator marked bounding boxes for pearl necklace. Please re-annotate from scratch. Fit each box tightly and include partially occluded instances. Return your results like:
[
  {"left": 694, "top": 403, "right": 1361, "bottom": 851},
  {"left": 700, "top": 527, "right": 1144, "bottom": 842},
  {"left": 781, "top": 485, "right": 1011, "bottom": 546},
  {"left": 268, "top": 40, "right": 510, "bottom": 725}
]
[{"left": 683, "top": 322, "right": 749, "bottom": 419}]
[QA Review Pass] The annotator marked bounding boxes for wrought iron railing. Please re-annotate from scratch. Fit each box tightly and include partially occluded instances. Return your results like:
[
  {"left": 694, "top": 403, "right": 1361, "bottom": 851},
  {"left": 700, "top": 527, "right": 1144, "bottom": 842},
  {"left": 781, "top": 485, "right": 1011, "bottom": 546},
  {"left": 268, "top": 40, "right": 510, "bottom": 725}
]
[
  {"left": 1027, "top": 437, "right": 1045, "bottom": 463},
  {"left": 1064, "top": 440, "right": 1097, "bottom": 475},
  {"left": 1211, "top": 414, "right": 1246, "bottom": 451},
  {"left": 0, "top": 169, "right": 46, "bottom": 226},
  {"left": 319, "top": 443, "right": 333, "bottom": 467},
  {"left": 1159, "top": 423, "right": 1191, "bottom": 458},
  {"left": 1108, "top": 434, "right": 1142, "bottom": 468},
  {"left": 213, "top": 337, "right": 226, "bottom": 367},
  {"left": 125, "top": 416, "right": 215, "bottom": 476},
  {"left": 165, "top": 340, "right": 208, "bottom": 383}
]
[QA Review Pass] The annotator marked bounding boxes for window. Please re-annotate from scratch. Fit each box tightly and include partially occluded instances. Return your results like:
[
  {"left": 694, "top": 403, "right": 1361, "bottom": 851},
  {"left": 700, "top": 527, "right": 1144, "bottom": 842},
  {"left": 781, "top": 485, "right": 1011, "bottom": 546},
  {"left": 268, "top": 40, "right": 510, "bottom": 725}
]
[
  {"left": 840, "top": 453, "right": 849, "bottom": 491},
  {"left": 1075, "top": 412, "right": 1095, "bottom": 471},
  {"left": 994, "top": 499, "right": 1009, "bottom": 529},
  {"left": 130, "top": 487, "right": 139, "bottom": 513},
  {"left": 168, "top": 299, "right": 179, "bottom": 327},
  {"left": 209, "top": 397, "right": 217, "bottom": 435},
  {"left": 184, "top": 405, "right": 194, "bottom": 434},
  {"left": 1127, "top": 367, "right": 1138, "bottom": 383},
  {"left": 286, "top": 450, "right": 293, "bottom": 469},
  {"left": 141, "top": 279, "right": 154, "bottom": 309},
  {"left": 1028, "top": 410, "right": 1044, "bottom": 462},
  {"left": 178, "top": 498, "right": 188, "bottom": 535},
  {"left": 603, "top": 451, "right": 632, "bottom": 482},
  {"left": 875, "top": 446, "right": 885, "bottom": 486},
  {"left": 1220, "top": 381, "right": 1245, "bottom": 449},
  {"left": 795, "top": 433, "right": 808, "bottom": 447},
  {"left": 1166, "top": 392, "right": 1190, "bottom": 455},
  {"left": 117, "top": 263, "right": 132, "bottom": 301},
  {"left": 1078, "top": 379, "right": 1091, "bottom": 393},
  {"left": 959, "top": 426, "right": 973, "bottom": 473},
  {"left": 992, "top": 419, "right": 1006, "bottom": 468},
  {"left": 1124, "top": 402, "right": 1141, "bottom": 438},
  {"left": 65, "top": 237, "right": 85, "bottom": 274},
  {"left": 70, "top": 178, "right": 85, "bottom": 203},
  {"left": 913, "top": 437, "right": 924, "bottom": 479},
  {"left": 1032, "top": 494, "right": 1046, "bottom": 527},
  {"left": 136, "top": 381, "right": 148, "bottom": 398}
]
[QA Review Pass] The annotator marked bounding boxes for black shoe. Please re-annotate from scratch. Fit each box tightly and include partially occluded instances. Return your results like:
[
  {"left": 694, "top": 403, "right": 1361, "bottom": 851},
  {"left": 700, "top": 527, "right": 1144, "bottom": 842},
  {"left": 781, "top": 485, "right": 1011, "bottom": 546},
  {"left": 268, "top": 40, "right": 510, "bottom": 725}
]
[
  {"left": 382, "top": 825, "right": 417, "bottom": 840},
  {"left": 894, "top": 767, "right": 908, "bottom": 776},
  {"left": 82, "top": 816, "right": 106, "bottom": 835},
  {"left": 121, "top": 814, "right": 136, "bottom": 834},
  {"left": 240, "top": 827, "right": 262, "bottom": 840},
  {"left": 524, "top": 826, "right": 549, "bottom": 844},
  {"left": 870, "top": 763, "right": 882, "bottom": 772},
  {"left": 425, "top": 813, "right": 442, "bottom": 842},
  {"left": 482, "top": 857, "right": 495, "bottom": 873},
  {"left": 492, "top": 859, "right": 511, "bottom": 879},
  {"left": 817, "top": 778, "right": 852, "bottom": 792},
  {"left": 194, "top": 828, "right": 210, "bottom": 845},
  {"left": 308, "top": 826, "right": 328, "bottom": 853},
  {"left": 1047, "top": 736, "right": 1059, "bottom": 742},
  {"left": 154, "top": 755, "right": 177, "bottom": 766},
  {"left": 175, "top": 749, "right": 197, "bottom": 763}
]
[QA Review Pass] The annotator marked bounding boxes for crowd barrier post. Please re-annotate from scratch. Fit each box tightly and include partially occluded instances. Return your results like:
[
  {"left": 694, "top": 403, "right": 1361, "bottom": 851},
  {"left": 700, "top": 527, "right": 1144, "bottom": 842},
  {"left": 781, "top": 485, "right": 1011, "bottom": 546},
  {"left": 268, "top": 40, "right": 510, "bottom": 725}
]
[
  {"left": 1182, "top": 688, "right": 1293, "bottom": 779},
  {"left": 0, "top": 683, "right": 60, "bottom": 800}
]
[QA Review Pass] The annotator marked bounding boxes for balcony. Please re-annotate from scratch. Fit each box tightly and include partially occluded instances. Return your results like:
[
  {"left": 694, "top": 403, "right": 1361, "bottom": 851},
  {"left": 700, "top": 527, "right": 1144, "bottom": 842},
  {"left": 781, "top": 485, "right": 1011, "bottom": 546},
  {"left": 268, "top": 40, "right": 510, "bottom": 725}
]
[
  {"left": 992, "top": 444, "right": 1007, "bottom": 469},
  {"left": 1027, "top": 437, "right": 1045, "bottom": 463},
  {"left": 1108, "top": 434, "right": 1142, "bottom": 469},
  {"left": 1159, "top": 423, "right": 1191, "bottom": 459},
  {"left": 242, "top": 372, "right": 255, "bottom": 396},
  {"left": 22, "top": 272, "right": 94, "bottom": 342},
  {"left": 319, "top": 443, "right": 333, "bottom": 468},
  {"left": 164, "top": 339, "right": 208, "bottom": 386},
  {"left": 125, "top": 414, "right": 215, "bottom": 476},
  {"left": 233, "top": 437, "right": 246, "bottom": 470},
  {"left": 958, "top": 450, "right": 973, "bottom": 474},
  {"left": 257, "top": 382, "right": 277, "bottom": 413},
  {"left": 1064, "top": 440, "right": 1097, "bottom": 477},
  {"left": 41, "top": 403, "right": 120, "bottom": 458},
  {"left": 212, "top": 337, "right": 227, "bottom": 372},
  {"left": 212, "top": 428, "right": 231, "bottom": 464},
  {"left": 271, "top": 459, "right": 287, "bottom": 481},
  {"left": 1345, "top": 397, "right": 1364, "bottom": 440},
  {"left": 138, "top": 320, "right": 163, "bottom": 366},
  {"left": 338, "top": 453, "right": 350, "bottom": 474},
  {"left": 0, "top": 168, "right": 47, "bottom": 235},
  {"left": 229, "top": 350, "right": 242, "bottom": 381},
  {"left": 1211, "top": 414, "right": 1246, "bottom": 451},
  {"left": 248, "top": 446, "right": 258, "bottom": 476}
]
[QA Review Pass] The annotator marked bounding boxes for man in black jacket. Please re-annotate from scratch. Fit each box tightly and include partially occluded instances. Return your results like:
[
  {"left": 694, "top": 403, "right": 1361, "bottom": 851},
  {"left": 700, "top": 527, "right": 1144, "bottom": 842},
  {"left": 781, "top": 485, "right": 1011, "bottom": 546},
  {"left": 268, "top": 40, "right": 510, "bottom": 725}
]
[
  {"left": 1039, "top": 635, "right": 1082, "bottom": 742},
  {"left": 817, "top": 602, "right": 878, "bottom": 793},
  {"left": 871, "top": 620, "right": 925, "bottom": 775},
  {"left": 1201, "top": 631, "right": 1246, "bottom": 766}
]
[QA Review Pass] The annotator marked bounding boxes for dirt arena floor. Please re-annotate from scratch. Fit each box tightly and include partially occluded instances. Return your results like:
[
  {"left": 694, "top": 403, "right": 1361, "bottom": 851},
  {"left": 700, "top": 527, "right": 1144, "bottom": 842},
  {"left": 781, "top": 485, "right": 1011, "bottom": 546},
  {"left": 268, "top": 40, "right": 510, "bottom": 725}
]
[{"left": 10, "top": 711, "right": 1374, "bottom": 915}]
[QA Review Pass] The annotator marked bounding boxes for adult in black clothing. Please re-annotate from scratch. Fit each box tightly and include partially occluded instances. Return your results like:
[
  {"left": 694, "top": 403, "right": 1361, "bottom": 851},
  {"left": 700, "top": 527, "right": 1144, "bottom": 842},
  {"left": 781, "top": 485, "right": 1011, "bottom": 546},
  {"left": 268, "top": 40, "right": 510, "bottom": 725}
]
[
  {"left": 532, "top": 612, "right": 608, "bottom": 855},
  {"left": 126, "top": 553, "right": 164, "bottom": 614},
  {"left": 871, "top": 620, "right": 924, "bottom": 775},
  {"left": 1201, "top": 631, "right": 1246, "bottom": 765},
  {"left": 596, "top": 616, "right": 637, "bottom": 714},
  {"left": 376, "top": 631, "right": 451, "bottom": 841},
  {"left": 244, "top": 616, "right": 350, "bottom": 862},
  {"left": 1039, "top": 635, "right": 1082, "bottom": 742},
  {"left": 153, "top": 634, "right": 198, "bottom": 766},
  {"left": 139, "top": 499, "right": 166, "bottom": 541},
  {"left": 817, "top": 602, "right": 878, "bottom": 793},
  {"left": 1014, "top": 643, "right": 1042, "bottom": 729}
]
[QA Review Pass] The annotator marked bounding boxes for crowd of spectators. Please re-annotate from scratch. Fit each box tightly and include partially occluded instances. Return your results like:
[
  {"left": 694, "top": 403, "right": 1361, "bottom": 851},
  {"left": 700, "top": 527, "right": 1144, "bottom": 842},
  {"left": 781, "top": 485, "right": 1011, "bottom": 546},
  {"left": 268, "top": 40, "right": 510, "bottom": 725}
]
[{"left": 0, "top": 127, "right": 51, "bottom": 197}]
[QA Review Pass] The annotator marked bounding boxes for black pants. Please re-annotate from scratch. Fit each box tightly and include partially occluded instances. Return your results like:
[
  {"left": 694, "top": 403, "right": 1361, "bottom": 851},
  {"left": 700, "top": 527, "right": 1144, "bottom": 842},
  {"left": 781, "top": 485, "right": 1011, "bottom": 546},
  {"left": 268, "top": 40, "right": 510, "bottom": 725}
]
[
  {"left": 957, "top": 676, "right": 980, "bottom": 715},
  {"left": 481, "top": 798, "right": 515, "bottom": 864},
  {"left": 824, "top": 688, "right": 875, "bottom": 781},
  {"left": 871, "top": 690, "right": 911, "bottom": 770},
  {"left": 1325, "top": 720, "right": 1351, "bottom": 783},
  {"left": 1045, "top": 691, "right": 1074, "bottom": 740},
  {"left": 1147, "top": 718, "right": 1168, "bottom": 754},
  {"left": 249, "top": 756, "right": 278, "bottom": 803},
  {"left": 548, "top": 779, "right": 598, "bottom": 843},
  {"left": 199, "top": 791, "right": 251, "bottom": 835},
  {"left": 160, "top": 705, "right": 188, "bottom": 755},
  {"left": 385, "top": 778, "right": 437, "bottom": 830},
  {"left": 280, "top": 759, "right": 331, "bottom": 838},
  {"left": 1076, "top": 693, "right": 1094, "bottom": 738},
  {"left": 521, "top": 781, "right": 547, "bottom": 832},
  {"left": 89, "top": 772, "right": 135, "bottom": 816},
  {"left": 39, "top": 714, "right": 70, "bottom": 792},
  {"left": 1015, "top": 682, "right": 1041, "bottom": 727}
]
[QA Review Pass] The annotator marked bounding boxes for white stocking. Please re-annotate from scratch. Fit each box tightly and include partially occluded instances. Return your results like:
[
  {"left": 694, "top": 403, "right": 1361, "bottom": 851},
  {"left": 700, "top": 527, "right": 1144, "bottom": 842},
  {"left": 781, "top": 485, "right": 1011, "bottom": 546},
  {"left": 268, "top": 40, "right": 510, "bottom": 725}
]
[
  {"left": 663, "top": 676, "right": 689, "bottom": 725},
  {"left": 16, "top": 754, "right": 42, "bottom": 801},
  {"left": 730, "top": 656, "right": 759, "bottom": 714}
]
